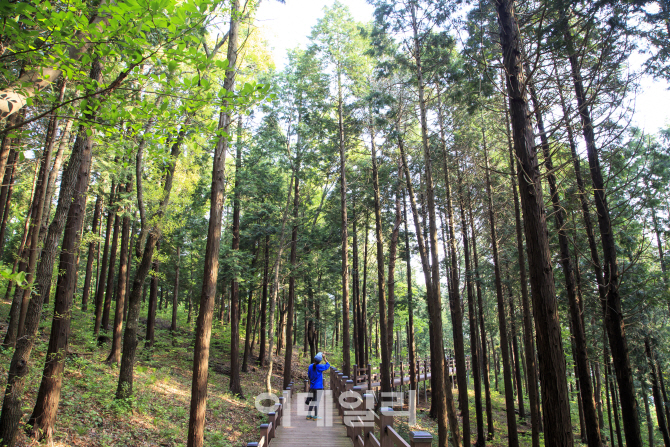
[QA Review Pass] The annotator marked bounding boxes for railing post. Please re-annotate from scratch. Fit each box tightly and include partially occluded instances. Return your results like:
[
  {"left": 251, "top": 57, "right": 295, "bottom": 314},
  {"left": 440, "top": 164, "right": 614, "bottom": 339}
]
[
  {"left": 304, "top": 379, "right": 309, "bottom": 392},
  {"left": 278, "top": 397, "right": 284, "bottom": 426},
  {"left": 410, "top": 431, "right": 433, "bottom": 447},
  {"left": 344, "top": 380, "right": 354, "bottom": 437},
  {"left": 268, "top": 412, "right": 276, "bottom": 440},
  {"left": 260, "top": 423, "right": 269, "bottom": 442},
  {"left": 380, "top": 407, "right": 393, "bottom": 447},
  {"left": 340, "top": 376, "right": 349, "bottom": 416}
]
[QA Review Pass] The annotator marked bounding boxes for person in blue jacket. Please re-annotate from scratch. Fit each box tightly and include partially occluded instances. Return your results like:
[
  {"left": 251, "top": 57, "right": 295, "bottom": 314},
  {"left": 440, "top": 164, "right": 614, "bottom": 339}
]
[{"left": 307, "top": 352, "right": 330, "bottom": 420}]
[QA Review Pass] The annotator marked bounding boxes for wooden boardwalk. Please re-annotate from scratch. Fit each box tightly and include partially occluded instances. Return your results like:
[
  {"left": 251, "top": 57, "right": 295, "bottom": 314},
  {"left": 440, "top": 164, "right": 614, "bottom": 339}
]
[{"left": 270, "top": 388, "right": 352, "bottom": 447}]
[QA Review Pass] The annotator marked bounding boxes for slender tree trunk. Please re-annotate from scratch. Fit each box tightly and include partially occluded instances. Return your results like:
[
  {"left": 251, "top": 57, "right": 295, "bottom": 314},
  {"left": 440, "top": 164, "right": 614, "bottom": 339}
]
[
  {"left": 403, "top": 192, "right": 417, "bottom": 395},
  {"left": 81, "top": 195, "right": 102, "bottom": 311},
  {"left": 437, "top": 103, "right": 469, "bottom": 442},
  {"left": 558, "top": 11, "right": 643, "bottom": 445},
  {"left": 646, "top": 338, "right": 670, "bottom": 446},
  {"left": 483, "top": 143, "right": 519, "bottom": 447},
  {"left": 146, "top": 255, "right": 160, "bottom": 346},
  {"left": 386, "top": 165, "right": 401, "bottom": 366},
  {"left": 362, "top": 212, "right": 369, "bottom": 367},
  {"left": 242, "top": 287, "right": 254, "bottom": 373},
  {"left": 642, "top": 378, "right": 654, "bottom": 447},
  {"left": 0, "top": 147, "right": 18, "bottom": 259},
  {"left": 282, "top": 170, "right": 299, "bottom": 390},
  {"left": 337, "top": 69, "right": 351, "bottom": 378},
  {"left": 610, "top": 360, "right": 624, "bottom": 447},
  {"left": 172, "top": 246, "right": 180, "bottom": 332},
  {"left": 468, "top": 191, "right": 494, "bottom": 438},
  {"left": 259, "top": 234, "right": 269, "bottom": 366},
  {"left": 456, "top": 163, "right": 483, "bottom": 446},
  {"left": 528, "top": 66, "right": 602, "bottom": 446},
  {"left": 26, "top": 122, "right": 93, "bottom": 440},
  {"left": 116, "top": 117, "right": 186, "bottom": 400},
  {"left": 102, "top": 212, "right": 120, "bottom": 331},
  {"left": 507, "top": 279, "right": 524, "bottom": 419},
  {"left": 229, "top": 118, "right": 244, "bottom": 396},
  {"left": 106, "top": 182, "right": 132, "bottom": 364},
  {"left": 504, "top": 78, "right": 541, "bottom": 447},
  {"left": 187, "top": 3, "right": 240, "bottom": 442},
  {"left": 494, "top": 1, "right": 573, "bottom": 443},
  {"left": 371, "top": 122, "right": 391, "bottom": 394},
  {"left": 94, "top": 183, "right": 116, "bottom": 334}
]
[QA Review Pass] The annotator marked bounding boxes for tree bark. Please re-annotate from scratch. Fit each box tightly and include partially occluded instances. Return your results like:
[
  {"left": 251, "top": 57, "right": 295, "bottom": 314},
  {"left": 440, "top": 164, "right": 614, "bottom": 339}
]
[
  {"left": 387, "top": 167, "right": 401, "bottom": 364},
  {"left": 145, "top": 254, "right": 160, "bottom": 347},
  {"left": 494, "top": 0, "right": 573, "bottom": 443},
  {"left": 403, "top": 192, "right": 417, "bottom": 395},
  {"left": 646, "top": 338, "right": 670, "bottom": 446},
  {"left": 187, "top": 1, "right": 240, "bottom": 442},
  {"left": 101, "top": 211, "right": 120, "bottom": 331}
]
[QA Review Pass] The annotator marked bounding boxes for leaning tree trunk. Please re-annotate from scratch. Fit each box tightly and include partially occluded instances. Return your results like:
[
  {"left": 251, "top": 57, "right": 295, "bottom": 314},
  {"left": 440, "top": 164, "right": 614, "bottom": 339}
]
[
  {"left": 26, "top": 126, "right": 93, "bottom": 442},
  {"left": 81, "top": 194, "right": 102, "bottom": 311},
  {"left": 483, "top": 142, "right": 519, "bottom": 447},
  {"left": 494, "top": 0, "right": 573, "bottom": 443},
  {"left": 187, "top": 3, "right": 240, "bottom": 442}
]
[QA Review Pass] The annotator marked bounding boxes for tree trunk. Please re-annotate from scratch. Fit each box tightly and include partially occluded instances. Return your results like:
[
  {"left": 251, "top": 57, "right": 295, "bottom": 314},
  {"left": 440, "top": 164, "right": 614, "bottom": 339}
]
[
  {"left": 172, "top": 246, "right": 180, "bottom": 332},
  {"left": 0, "top": 60, "right": 103, "bottom": 446},
  {"left": 81, "top": 195, "right": 102, "bottom": 311},
  {"left": 106, "top": 182, "right": 132, "bottom": 364},
  {"left": 507, "top": 280, "right": 524, "bottom": 419},
  {"left": 229, "top": 118, "right": 244, "bottom": 397},
  {"left": 437, "top": 102, "right": 469, "bottom": 443},
  {"left": 371, "top": 122, "right": 391, "bottom": 394},
  {"left": 282, "top": 170, "right": 299, "bottom": 390},
  {"left": 527, "top": 66, "right": 602, "bottom": 446},
  {"left": 504, "top": 76, "right": 541, "bottom": 447},
  {"left": 116, "top": 117, "right": 186, "bottom": 400},
  {"left": 187, "top": 2, "right": 240, "bottom": 443},
  {"left": 94, "top": 182, "right": 116, "bottom": 334},
  {"left": 468, "top": 190, "right": 494, "bottom": 438},
  {"left": 26, "top": 123, "right": 92, "bottom": 441},
  {"left": 0, "top": 146, "right": 18, "bottom": 259},
  {"left": 559, "top": 10, "right": 643, "bottom": 445},
  {"left": 259, "top": 234, "right": 269, "bottom": 366},
  {"left": 483, "top": 143, "right": 519, "bottom": 447},
  {"left": 387, "top": 167, "right": 401, "bottom": 365},
  {"left": 456, "top": 162, "right": 483, "bottom": 446},
  {"left": 494, "top": 0, "right": 573, "bottom": 443},
  {"left": 101, "top": 211, "right": 120, "bottom": 331},
  {"left": 362, "top": 212, "right": 369, "bottom": 367},
  {"left": 403, "top": 192, "right": 417, "bottom": 395},
  {"left": 146, "top": 255, "right": 160, "bottom": 347},
  {"left": 337, "top": 69, "right": 351, "bottom": 378},
  {"left": 642, "top": 377, "right": 654, "bottom": 447},
  {"left": 646, "top": 338, "right": 670, "bottom": 446}
]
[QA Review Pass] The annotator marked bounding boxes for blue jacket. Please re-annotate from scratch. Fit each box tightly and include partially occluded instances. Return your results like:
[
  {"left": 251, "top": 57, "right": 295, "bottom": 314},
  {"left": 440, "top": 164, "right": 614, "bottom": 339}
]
[{"left": 308, "top": 362, "right": 330, "bottom": 390}]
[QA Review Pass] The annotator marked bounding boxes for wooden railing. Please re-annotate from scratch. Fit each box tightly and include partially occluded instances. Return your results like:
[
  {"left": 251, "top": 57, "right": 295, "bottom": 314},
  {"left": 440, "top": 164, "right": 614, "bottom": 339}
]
[
  {"left": 246, "top": 381, "right": 293, "bottom": 447},
  {"left": 331, "top": 366, "right": 433, "bottom": 447}
]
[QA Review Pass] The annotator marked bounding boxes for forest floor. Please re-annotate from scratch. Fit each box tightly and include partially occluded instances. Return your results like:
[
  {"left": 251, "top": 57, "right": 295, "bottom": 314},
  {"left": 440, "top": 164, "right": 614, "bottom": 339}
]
[{"left": 0, "top": 293, "right": 588, "bottom": 447}]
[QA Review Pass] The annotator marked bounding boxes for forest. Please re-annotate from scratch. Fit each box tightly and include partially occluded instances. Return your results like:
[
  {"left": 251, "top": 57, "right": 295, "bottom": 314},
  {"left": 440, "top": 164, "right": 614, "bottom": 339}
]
[{"left": 0, "top": 0, "right": 670, "bottom": 446}]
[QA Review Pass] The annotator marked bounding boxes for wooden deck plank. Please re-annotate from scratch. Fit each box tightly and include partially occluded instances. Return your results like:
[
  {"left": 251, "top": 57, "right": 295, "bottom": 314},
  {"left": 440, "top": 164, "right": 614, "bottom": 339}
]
[{"left": 271, "top": 388, "right": 352, "bottom": 447}]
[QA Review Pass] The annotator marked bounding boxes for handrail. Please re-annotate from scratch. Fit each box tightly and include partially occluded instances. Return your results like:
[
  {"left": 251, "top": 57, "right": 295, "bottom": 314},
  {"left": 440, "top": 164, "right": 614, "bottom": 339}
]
[
  {"left": 387, "top": 426, "right": 410, "bottom": 447},
  {"left": 245, "top": 382, "right": 292, "bottom": 447}
]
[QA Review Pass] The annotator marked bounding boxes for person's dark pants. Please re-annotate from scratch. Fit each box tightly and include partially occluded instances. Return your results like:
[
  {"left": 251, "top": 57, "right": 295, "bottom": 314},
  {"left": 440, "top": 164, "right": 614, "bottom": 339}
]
[{"left": 308, "top": 389, "right": 322, "bottom": 417}]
